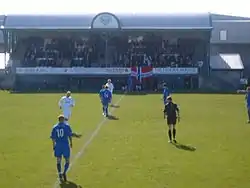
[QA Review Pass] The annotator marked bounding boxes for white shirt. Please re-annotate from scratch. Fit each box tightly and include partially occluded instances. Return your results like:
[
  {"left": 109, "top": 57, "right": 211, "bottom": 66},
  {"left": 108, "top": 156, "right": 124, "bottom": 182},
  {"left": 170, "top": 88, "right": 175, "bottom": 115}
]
[
  {"left": 106, "top": 82, "right": 114, "bottom": 93},
  {"left": 58, "top": 96, "right": 75, "bottom": 110}
]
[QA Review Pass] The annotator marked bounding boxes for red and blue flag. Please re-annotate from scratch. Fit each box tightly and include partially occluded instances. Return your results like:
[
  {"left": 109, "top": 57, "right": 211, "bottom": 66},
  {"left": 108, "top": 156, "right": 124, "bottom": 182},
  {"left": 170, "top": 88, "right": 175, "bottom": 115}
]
[{"left": 131, "top": 66, "right": 153, "bottom": 83}]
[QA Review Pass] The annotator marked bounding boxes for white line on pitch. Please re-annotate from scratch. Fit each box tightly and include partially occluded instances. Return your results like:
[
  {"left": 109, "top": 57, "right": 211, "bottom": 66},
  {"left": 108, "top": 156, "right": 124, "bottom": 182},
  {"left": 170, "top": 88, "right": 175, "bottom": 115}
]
[{"left": 53, "top": 95, "right": 125, "bottom": 188}]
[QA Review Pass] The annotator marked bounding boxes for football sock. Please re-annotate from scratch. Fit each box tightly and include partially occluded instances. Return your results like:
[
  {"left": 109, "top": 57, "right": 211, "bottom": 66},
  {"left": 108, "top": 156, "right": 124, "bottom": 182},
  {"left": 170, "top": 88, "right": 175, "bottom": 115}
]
[
  {"left": 63, "top": 162, "right": 70, "bottom": 174},
  {"left": 168, "top": 130, "right": 172, "bottom": 141},
  {"left": 105, "top": 107, "right": 108, "bottom": 115},
  {"left": 173, "top": 128, "right": 176, "bottom": 139},
  {"left": 57, "top": 162, "right": 61, "bottom": 174},
  {"left": 102, "top": 107, "right": 105, "bottom": 113}
]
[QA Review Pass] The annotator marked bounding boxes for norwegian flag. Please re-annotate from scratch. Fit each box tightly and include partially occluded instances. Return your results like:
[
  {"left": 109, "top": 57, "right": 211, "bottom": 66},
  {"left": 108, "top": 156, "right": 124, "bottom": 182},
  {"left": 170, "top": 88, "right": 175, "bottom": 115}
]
[{"left": 131, "top": 66, "right": 153, "bottom": 83}]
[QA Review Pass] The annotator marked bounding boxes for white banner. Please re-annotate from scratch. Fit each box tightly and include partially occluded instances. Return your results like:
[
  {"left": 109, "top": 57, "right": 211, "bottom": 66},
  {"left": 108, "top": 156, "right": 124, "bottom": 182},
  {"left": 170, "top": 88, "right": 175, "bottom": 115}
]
[
  {"left": 153, "top": 67, "right": 198, "bottom": 75},
  {"left": 16, "top": 67, "right": 131, "bottom": 75},
  {"left": 16, "top": 67, "right": 198, "bottom": 75}
]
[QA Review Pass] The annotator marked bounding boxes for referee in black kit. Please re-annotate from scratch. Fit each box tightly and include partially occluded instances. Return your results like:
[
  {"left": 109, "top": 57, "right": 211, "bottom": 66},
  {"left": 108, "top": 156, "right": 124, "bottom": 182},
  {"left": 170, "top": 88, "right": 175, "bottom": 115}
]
[{"left": 163, "top": 96, "right": 180, "bottom": 143}]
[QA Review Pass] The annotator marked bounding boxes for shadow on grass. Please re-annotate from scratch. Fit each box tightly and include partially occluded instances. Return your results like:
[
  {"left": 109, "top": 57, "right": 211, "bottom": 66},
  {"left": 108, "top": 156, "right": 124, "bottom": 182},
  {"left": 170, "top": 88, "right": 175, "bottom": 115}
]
[
  {"left": 60, "top": 181, "right": 82, "bottom": 188},
  {"left": 111, "top": 104, "right": 120, "bottom": 108},
  {"left": 173, "top": 142, "right": 196, "bottom": 152},
  {"left": 107, "top": 115, "right": 119, "bottom": 120}
]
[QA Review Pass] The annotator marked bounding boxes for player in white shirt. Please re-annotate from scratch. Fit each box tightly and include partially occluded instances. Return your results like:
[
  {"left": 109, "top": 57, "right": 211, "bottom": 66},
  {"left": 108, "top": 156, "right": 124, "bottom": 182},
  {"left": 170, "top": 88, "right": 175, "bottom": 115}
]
[
  {"left": 58, "top": 91, "right": 75, "bottom": 124},
  {"left": 105, "top": 79, "right": 114, "bottom": 105},
  {"left": 106, "top": 79, "right": 114, "bottom": 93}
]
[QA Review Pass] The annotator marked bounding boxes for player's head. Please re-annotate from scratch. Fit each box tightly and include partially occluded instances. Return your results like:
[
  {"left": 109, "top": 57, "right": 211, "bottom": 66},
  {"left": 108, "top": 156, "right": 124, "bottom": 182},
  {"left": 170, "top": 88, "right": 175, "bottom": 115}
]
[
  {"left": 66, "top": 91, "right": 71, "bottom": 97},
  {"left": 58, "top": 114, "right": 65, "bottom": 123},
  {"left": 247, "top": 86, "right": 250, "bottom": 91},
  {"left": 167, "top": 96, "right": 172, "bottom": 102},
  {"left": 102, "top": 84, "right": 106, "bottom": 89},
  {"left": 107, "top": 79, "right": 111, "bottom": 83},
  {"left": 163, "top": 83, "right": 167, "bottom": 89}
]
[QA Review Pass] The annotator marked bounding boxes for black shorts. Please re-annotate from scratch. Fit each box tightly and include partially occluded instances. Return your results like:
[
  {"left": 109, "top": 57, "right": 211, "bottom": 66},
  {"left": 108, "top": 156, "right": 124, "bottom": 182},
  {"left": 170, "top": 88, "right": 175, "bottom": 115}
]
[{"left": 167, "top": 117, "right": 177, "bottom": 125}]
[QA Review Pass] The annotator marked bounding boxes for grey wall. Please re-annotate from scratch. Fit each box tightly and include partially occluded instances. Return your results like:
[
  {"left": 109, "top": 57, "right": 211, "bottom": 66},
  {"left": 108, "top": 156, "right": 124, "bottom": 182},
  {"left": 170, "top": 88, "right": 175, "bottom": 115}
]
[
  {"left": 211, "top": 21, "right": 250, "bottom": 44},
  {"left": 0, "top": 31, "right": 4, "bottom": 52},
  {"left": 0, "top": 30, "right": 3, "bottom": 44},
  {"left": 210, "top": 44, "right": 250, "bottom": 54},
  {"left": 0, "top": 15, "right": 5, "bottom": 44}
]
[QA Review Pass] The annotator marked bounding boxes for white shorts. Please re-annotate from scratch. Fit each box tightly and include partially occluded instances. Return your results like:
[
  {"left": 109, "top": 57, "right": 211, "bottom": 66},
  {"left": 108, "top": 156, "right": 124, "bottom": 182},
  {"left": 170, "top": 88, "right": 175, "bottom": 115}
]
[{"left": 63, "top": 110, "right": 71, "bottom": 120}]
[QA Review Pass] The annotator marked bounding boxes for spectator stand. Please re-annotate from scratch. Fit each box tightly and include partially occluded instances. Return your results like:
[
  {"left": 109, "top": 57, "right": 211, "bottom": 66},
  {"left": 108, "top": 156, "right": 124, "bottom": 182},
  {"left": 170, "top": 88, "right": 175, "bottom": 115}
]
[{"left": 2, "top": 13, "right": 211, "bottom": 92}]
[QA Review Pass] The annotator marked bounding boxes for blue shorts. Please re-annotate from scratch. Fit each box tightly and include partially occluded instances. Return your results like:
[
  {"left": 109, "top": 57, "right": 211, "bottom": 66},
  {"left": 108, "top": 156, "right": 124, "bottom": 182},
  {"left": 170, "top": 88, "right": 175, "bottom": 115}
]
[
  {"left": 102, "top": 102, "right": 109, "bottom": 108},
  {"left": 54, "top": 145, "right": 70, "bottom": 159}
]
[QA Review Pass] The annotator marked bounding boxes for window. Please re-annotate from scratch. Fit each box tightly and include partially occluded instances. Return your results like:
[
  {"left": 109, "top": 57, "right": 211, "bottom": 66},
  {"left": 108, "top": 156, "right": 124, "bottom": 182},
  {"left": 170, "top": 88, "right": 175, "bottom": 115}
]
[{"left": 220, "top": 30, "right": 227, "bottom": 41}]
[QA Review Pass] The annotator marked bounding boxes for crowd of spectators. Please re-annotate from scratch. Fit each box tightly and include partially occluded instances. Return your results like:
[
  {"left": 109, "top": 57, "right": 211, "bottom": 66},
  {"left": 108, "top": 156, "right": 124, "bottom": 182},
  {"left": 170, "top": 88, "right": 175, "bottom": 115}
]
[
  {"left": 124, "top": 38, "right": 195, "bottom": 67},
  {"left": 23, "top": 37, "right": 96, "bottom": 67},
  {"left": 21, "top": 36, "right": 199, "bottom": 68}
]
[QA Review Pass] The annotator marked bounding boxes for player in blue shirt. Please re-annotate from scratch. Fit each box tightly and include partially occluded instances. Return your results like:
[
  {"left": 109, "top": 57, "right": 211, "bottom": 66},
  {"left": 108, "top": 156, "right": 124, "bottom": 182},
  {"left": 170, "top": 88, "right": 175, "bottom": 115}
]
[
  {"left": 163, "top": 84, "right": 171, "bottom": 105},
  {"left": 99, "top": 85, "right": 105, "bottom": 115},
  {"left": 50, "top": 115, "right": 81, "bottom": 182},
  {"left": 245, "top": 87, "right": 250, "bottom": 123},
  {"left": 99, "top": 85, "right": 112, "bottom": 117},
  {"left": 238, "top": 87, "right": 250, "bottom": 123}
]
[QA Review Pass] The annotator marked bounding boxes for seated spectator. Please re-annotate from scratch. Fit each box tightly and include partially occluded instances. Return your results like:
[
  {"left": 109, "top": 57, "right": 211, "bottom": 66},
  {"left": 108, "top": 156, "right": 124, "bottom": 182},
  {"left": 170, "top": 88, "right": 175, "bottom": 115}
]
[{"left": 21, "top": 35, "right": 201, "bottom": 69}]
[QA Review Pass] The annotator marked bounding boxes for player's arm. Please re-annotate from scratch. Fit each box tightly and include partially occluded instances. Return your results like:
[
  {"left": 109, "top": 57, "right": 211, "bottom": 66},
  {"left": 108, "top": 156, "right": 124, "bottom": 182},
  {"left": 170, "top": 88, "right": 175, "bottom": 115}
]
[
  {"left": 163, "top": 105, "right": 167, "bottom": 119},
  {"left": 50, "top": 128, "right": 56, "bottom": 149},
  {"left": 68, "top": 126, "right": 82, "bottom": 139},
  {"left": 176, "top": 104, "right": 180, "bottom": 121},
  {"left": 58, "top": 98, "right": 63, "bottom": 109},
  {"left": 71, "top": 99, "right": 75, "bottom": 107},
  {"left": 109, "top": 90, "right": 112, "bottom": 102},
  {"left": 52, "top": 139, "right": 56, "bottom": 149},
  {"left": 99, "top": 91, "right": 102, "bottom": 100},
  {"left": 162, "top": 91, "right": 165, "bottom": 100},
  {"left": 176, "top": 108, "right": 180, "bottom": 117},
  {"left": 72, "top": 132, "right": 82, "bottom": 138},
  {"left": 69, "top": 136, "right": 72, "bottom": 148}
]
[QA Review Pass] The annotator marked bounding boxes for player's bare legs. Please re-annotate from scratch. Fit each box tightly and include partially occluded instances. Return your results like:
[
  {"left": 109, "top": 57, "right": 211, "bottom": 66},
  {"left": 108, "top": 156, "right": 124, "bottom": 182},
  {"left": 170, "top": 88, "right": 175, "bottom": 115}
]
[
  {"left": 168, "top": 124, "right": 172, "bottom": 143},
  {"left": 62, "top": 158, "right": 70, "bottom": 182},
  {"left": 110, "top": 95, "right": 114, "bottom": 107},
  {"left": 168, "top": 124, "right": 177, "bottom": 143},
  {"left": 56, "top": 157, "right": 63, "bottom": 182},
  {"left": 172, "top": 124, "right": 177, "bottom": 143}
]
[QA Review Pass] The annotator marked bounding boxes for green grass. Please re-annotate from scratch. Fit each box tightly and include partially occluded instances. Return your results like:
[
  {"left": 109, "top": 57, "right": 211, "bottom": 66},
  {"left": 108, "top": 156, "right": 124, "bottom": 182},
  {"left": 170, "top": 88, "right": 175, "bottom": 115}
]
[{"left": 0, "top": 92, "right": 250, "bottom": 188}]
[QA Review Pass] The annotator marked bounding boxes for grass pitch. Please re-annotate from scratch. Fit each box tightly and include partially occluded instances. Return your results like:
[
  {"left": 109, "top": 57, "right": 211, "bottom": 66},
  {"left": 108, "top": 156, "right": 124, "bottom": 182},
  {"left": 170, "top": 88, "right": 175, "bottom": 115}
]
[{"left": 0, "top": 92, "right": 249, "bottom": 188}]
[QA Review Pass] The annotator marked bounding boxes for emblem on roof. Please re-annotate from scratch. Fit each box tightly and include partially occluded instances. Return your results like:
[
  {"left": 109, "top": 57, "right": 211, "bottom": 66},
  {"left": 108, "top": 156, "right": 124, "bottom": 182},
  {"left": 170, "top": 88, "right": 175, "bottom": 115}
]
[
  {"left": 91, "top": 12, "right": 120, "bottom": 29},
  {"left": 100, "top": 15, "right": 111, "bottom": 25}
]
